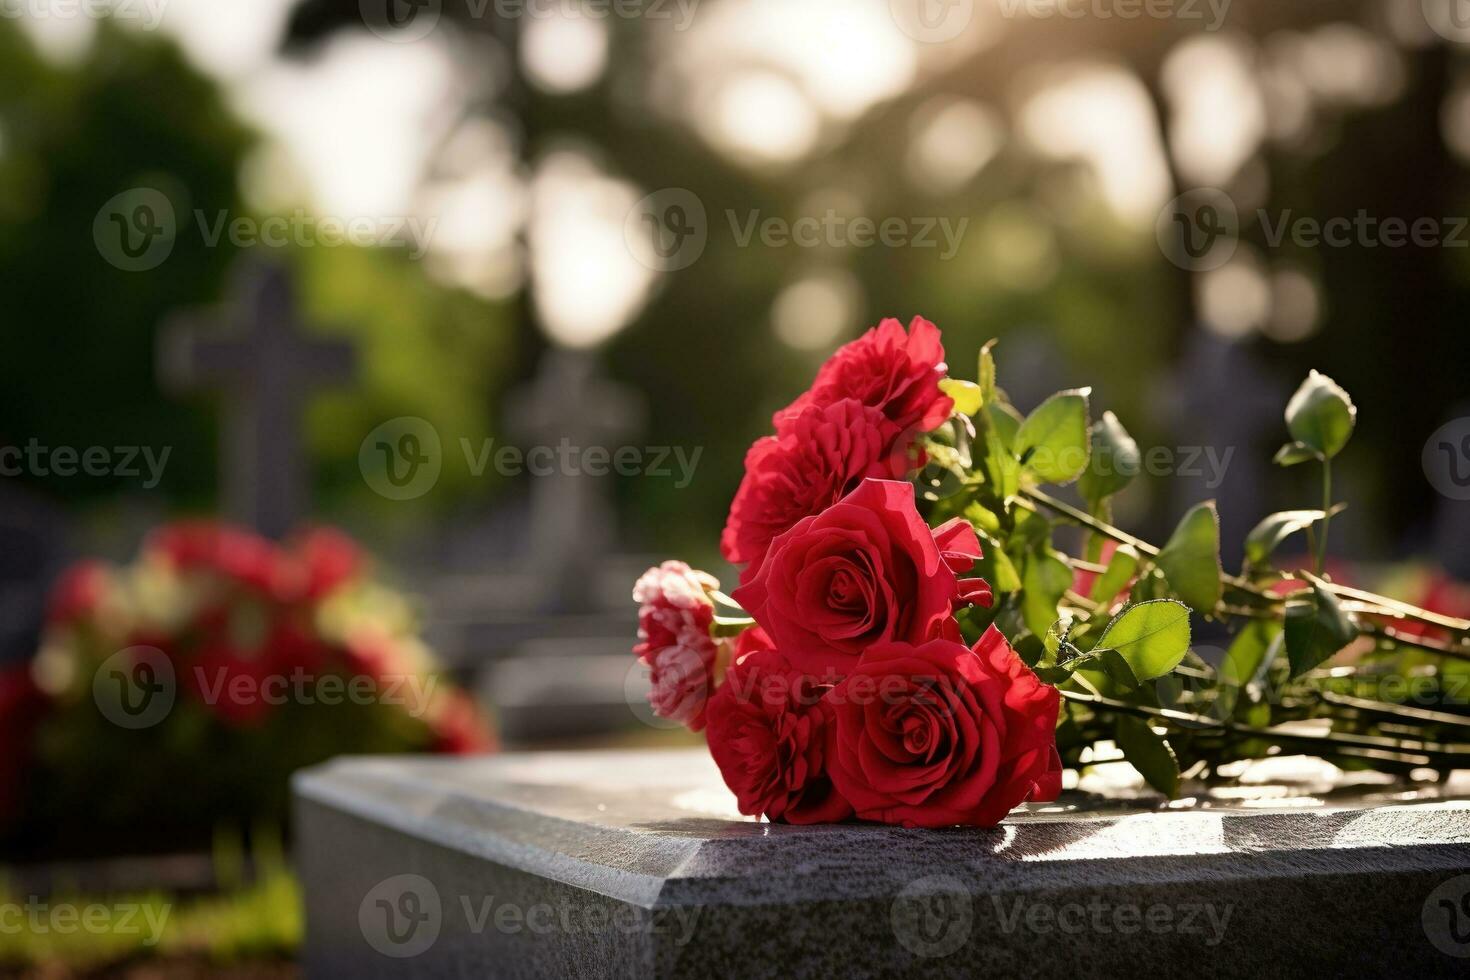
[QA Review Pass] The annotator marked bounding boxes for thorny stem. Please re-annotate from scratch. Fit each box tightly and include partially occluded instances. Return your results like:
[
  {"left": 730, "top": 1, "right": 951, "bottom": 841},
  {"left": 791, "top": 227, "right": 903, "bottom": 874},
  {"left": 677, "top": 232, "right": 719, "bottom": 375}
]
[{"left": 1023, "top": 487, "right": 1470, "bottom": 640}]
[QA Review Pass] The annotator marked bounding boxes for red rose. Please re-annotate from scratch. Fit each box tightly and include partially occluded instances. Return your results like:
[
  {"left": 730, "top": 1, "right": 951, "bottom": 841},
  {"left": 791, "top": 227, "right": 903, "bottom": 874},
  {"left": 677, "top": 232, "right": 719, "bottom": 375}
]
[
  {"left": 633, "top": 561, "right": 721, "bottom": 730},
  {"left": 46, "top": 560, "right": 111, "bottom": 627},
  {"left": 825, "top": 626, "right": 1062, "bottom": 828},
  {"left": 705, "top": 647, "right": 852, "bottom": 824},
  {"left": 429, "top": 688, "right": 497, "bottom": 754},
  {"left": 721, "top": 399, "right": 904, "bottom": 569},
  {"left": 731, "top": 479, "right": 984, "bottom": 677},
  {"left": 773, "top": 316, "right": 953, "bottom": 437},
  {"left": 147, "top": 521, "right": 286, "bottom": 596},
  {"left": 292, "top": 527, "right": 363, "bottom": 600}
]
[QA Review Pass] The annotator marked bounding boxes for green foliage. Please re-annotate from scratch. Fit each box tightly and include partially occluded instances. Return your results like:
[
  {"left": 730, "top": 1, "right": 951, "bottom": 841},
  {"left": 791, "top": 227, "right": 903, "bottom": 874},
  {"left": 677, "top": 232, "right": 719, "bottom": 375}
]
[
  {"left": 1079, "top": 411, "right": 1139, "bottom": 515},
  {"left": 927, "top": 344, "right": 1462, "bottom": 795},
  {"left": 1015, "top": 389, "right": 1091, "bottom": 485},
  {"left": 1243, "top": 509, "right": 1339, "bottom": 569},
  {"left": 1114, "top": 715, "right": 1181, "bottom": 798},
  {"left": 1091, "top": 600, "right": 1192, "bottom": 681},
  {"left": 1155, "top": 504, "right": 1223, "bottom": 615},
  {"left": 1283, "top": 370, "right": 1357, "bottom": 461},
  {"left": 1088, "top": 544, "right": 1139, "bottom": 606},
  {"left": 1284, "top": 580, "right": 1359, "bottom": 678},
  {"left": 1020, "top": 549, "right": 1073, "bottom": 639}
]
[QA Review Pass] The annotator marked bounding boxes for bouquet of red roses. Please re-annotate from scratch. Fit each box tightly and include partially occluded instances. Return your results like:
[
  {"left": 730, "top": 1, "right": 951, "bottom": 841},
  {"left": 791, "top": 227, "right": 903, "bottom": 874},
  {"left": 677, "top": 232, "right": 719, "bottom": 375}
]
[
  {"left": 634, "top": 317, "right": 1470, "bottom": 827},
  {"left": 632, "top": 318, "right": 1064, "bottom": 828}
]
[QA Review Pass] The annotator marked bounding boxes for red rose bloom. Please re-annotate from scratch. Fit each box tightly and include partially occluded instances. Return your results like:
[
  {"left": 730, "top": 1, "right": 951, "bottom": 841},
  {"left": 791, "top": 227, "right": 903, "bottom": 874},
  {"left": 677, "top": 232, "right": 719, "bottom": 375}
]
[
  {"left": 826, "top": 626, "right": 1062, "bottom": 828},
  {"left": 429, "top": 688, "right": 497, "bottom": 754},
  {"left": 773, "top": 316, "right": 953, "bottom": 437},
  {"left": 293, "top": 527, "right": 363, "bottom": 600},
  {"left": 705, "top": 647, "right": 852, "bottom": 824},
  {"left": 147, "top": 521, "right": 286, "bottom": 596},
  {"left": 46, "top": 560, "right": 111, "bottom": 627},
  {"left": 731, "top": 479, "right": 984, "bottom": 677},
  {"left": 633, "top": 561, "right": 721, "bottom": 730},
  {"left": 721, "top": 398, "right": 904, "bottom": 569}
]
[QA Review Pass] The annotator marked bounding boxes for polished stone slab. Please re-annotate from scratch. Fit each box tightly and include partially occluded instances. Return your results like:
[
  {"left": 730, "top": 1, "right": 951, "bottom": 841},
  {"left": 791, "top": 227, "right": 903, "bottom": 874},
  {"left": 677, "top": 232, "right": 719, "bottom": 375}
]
[{"left": 294, "top": 749, "right": 1470, "bottom": 977}]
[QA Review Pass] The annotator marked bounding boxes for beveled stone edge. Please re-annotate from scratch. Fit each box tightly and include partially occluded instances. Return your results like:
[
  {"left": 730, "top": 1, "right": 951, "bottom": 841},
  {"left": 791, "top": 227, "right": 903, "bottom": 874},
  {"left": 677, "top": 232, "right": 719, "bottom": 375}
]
[{"left": 293, "top": 758, "right": 699, "bottom": 909}]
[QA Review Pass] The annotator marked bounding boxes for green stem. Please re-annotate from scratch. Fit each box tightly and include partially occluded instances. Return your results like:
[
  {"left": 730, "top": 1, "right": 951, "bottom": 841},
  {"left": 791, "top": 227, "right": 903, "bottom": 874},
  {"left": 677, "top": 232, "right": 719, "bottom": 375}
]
[
  {"left": 1057, "top": 689, "right": 1470, "bottom": 768},
  {"left": 1316, "top": 458, "right": 1332, "bottom": 576},
  {"left": 1023, "top": 487, "right": 1470, "bottom": 637}
]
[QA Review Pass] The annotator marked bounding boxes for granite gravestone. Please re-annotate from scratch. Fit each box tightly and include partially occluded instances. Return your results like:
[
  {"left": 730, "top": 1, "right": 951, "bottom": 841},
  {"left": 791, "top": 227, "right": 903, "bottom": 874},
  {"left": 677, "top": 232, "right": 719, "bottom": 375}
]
[{"left": 295, "top": 749, "right": 1470, "bottom": 977}]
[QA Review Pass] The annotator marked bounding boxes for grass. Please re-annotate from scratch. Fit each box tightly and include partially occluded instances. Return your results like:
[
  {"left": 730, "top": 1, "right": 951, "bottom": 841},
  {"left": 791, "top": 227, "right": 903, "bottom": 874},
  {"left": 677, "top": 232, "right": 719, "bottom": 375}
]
[{"left": 0, "top": 831, "right": 301, "bottom": 974}]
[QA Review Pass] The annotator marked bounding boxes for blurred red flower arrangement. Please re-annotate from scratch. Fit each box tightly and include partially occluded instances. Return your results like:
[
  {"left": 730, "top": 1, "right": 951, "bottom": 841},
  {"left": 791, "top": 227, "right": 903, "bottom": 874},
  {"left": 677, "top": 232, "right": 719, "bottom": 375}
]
[{"left": 4, "top": 521, "right": 493, "bottom": 855}]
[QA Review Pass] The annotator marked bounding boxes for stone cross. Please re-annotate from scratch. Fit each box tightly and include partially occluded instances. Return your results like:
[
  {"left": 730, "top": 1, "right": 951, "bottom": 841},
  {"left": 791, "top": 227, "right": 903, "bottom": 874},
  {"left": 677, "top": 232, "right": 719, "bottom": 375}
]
[
  {"left": 158, "top": 260, "right": 355, "bottom": 539},
  {"left": 503, "top": 349, "right": 645, "bottom": 609}
]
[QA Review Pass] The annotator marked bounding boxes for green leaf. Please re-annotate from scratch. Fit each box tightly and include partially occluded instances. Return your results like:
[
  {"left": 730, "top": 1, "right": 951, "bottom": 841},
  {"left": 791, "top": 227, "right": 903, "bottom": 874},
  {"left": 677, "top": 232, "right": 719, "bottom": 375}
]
[
  {"left": 1095, "top": 648, "right": 1141, "bottom": 690},
  {"left": 1114, "top": 715, "right": 1180, "bottom": 798},
  {"left": 978, "top": 341, "right": 998, "bottom": 408},
  {"left": 1156, "top": 503, "right": 1222, "bottom": 615},
  {"left": 1092, "top": 599, "right": 1192, "bottom": 681},
  {"left": 939, "top": 378, "right": 983, "bottom": 416},
  {"left": 979, "top": 420, "right": 1020, "bottom": 501},
  {"left": 963, "top": 501, "right": 1001, "bottom": 534},
  {"left": 1220, "top": 619, "right": 1280, "bottom": 689},
  {"left": 1078, "top": 411, "right": 1139, "bottom": 513},
  {"left": 1284, "top": 580, "right": 1359, "bottom": 678},
  {"left": 1088, "top": 544, "right": 1140, "bottom": 606},
  {"left": 1015, "top": 389, "right": 1091, "bottom": 485},
  {"left": 1243, "top": 509, "right": 1338, "bottom": 567},
  {"left": 974, "top": 530, "right": 1022, "bottom": 593},
  {"left": 1273, "top": 442, "right": 1318, "bottom": 467},
  {"left": 1285, "top": 371, "right": 1356, "bottom": 460},
  {"left": 1021, "top": 550, "right": 1073, "bottom": 639},
  {"left": 986, "top": 401, "right": 1022, "bottom": 452}
]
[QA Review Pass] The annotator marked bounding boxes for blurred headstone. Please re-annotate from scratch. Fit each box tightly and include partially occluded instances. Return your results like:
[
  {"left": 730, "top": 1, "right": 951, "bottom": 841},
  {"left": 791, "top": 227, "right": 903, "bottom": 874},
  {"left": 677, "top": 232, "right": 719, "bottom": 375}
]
[
  {"left": 158, "top": 259, "right": 355, "bottom": 539},
  {"left": 427, "top": 350, "right": 654, "bottom": 743},
  {"left": 503, "top": 349, "right": 645, "bottom": 609}
]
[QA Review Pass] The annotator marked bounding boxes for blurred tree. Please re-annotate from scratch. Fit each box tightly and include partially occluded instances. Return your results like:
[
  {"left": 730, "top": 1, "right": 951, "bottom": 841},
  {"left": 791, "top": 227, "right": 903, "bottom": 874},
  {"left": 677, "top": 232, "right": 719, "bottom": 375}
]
[{"left": 284, "top": 0, "right": 1470, "bottom": 566}]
